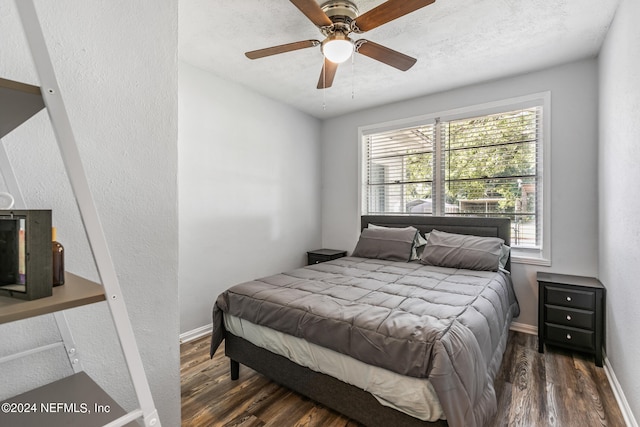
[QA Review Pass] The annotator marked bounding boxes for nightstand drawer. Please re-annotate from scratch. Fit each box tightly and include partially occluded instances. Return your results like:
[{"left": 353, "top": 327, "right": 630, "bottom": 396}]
[
  {"left": 546, "top": 286, "right": 595, "bottom": 310},
  {"left": 545, "top": 305, "right": 594, "bottom": 330},
  {"left": 545, "top": 324, "right": 594, "bottom": 350}
]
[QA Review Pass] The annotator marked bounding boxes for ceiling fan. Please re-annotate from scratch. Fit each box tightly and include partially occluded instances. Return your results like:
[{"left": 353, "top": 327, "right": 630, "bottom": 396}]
[{"left": 245, "top": 0, "right": 436, "bottom": 89}]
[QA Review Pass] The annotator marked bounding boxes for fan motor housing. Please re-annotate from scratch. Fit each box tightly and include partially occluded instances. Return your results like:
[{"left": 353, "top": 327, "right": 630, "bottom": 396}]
[{"left": 321, "top": 0, "right": 359, "bottom": 23}]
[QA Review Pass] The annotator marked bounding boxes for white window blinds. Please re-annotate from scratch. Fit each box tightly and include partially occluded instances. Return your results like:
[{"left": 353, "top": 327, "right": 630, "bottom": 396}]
[
  {"left": 363, "top": 106, "right": 543, "bottom": 249},
  {"left": 364, "top": 123, "right": 435, "bottom": 215}
]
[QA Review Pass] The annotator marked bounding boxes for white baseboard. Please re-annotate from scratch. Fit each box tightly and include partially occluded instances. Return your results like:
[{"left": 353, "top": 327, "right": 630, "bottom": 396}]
[
  {"left": 510, "top": 321, "right": 537, "bottom": 335},
  {"left": 179, "top": 323, "right": 212, "bottom": 344},
  {"left": 604, "top": 353, "right": 639, "bottom": 427}
]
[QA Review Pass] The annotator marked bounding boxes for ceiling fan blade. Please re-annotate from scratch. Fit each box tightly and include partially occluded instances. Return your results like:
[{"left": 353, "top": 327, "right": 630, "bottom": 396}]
[
  {"left": 245, "top": 40, "right": 320, "bottom": 59},
  {"left": 353, "top": 0, "right": 436, "bottom": 33},
  {"left": 290, "top": 0, "right": 333, "bottom": 27},
  {"left": 317, "top": 58, "right": 339, "bottom": 89},
  {"left": 356, "top": 40, "right": 417, "bottom": 71}
]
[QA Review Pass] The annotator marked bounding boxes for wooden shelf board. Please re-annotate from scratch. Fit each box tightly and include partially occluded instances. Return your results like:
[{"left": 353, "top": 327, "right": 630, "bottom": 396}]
[
  {"left": 0, "top": 371, "right": 138, "bottom": 426},
  {"left": 0, "top": 272, "right": 105, "bottom": 325},
  {"left": 0, "top": 77, "right": 45, "bottom": 138}
]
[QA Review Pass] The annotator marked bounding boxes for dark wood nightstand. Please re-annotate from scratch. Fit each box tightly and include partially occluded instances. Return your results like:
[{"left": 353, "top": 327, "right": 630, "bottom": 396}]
[
  {"left": 307, "top": 249, "right": 347, "bottom": 265},
  {"left": 537, "top": 272, "right": 605, "bottom": 367}
]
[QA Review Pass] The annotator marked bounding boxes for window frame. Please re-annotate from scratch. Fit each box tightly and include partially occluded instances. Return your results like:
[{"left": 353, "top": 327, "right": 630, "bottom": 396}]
[{"left": 358, "top": 92, "right": 551, "bottom": 265}]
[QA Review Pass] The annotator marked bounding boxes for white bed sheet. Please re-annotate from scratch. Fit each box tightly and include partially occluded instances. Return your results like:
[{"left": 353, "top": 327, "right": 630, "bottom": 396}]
[{"left": 224, "top": 313, "right": 445, "bottom": 422}]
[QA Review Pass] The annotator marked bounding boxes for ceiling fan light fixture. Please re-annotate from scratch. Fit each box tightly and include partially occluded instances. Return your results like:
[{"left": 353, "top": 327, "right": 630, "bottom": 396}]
[{"left": 322, "top": 33, "right": 353, "bottom": 64}]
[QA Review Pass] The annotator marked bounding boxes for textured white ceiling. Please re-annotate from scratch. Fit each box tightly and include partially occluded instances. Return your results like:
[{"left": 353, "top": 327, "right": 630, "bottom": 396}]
[{"left": 179, "top": 0, "right": 619, "bottom": 119}]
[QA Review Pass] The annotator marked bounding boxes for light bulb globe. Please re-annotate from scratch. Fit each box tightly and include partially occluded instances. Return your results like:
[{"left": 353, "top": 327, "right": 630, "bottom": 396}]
[{"left": 322, "top": 35, "right": 353, "bottom": 64}]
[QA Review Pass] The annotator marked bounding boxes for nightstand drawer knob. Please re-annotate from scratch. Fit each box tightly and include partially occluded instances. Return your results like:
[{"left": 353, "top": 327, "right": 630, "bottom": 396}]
[
  {"left": 566, "top": 315, "right": 572, "bottom": 321},
  {"left": 567, "top": 334, "right": 572, "bottom": 340},
  {"left": 566, "top": 296, "right": 572, "bottom": 302}
]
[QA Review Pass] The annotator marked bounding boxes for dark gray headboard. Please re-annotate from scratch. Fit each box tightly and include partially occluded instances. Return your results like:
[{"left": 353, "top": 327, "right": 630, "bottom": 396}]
[{"left": 361, "top": 215, "right": 512, "bottom": 271}]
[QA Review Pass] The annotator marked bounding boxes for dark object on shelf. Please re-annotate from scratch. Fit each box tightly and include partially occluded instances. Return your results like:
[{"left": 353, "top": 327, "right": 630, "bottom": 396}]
[
  {"left": 307, "top": 248, "right": 347, "bottom": 265},
  {"left": 52, "top": 227, "right": 65, "bottom": 286},
  {"left": 0, "top": 210, "right": 52, "bottom": 300},
  {"left": 537, "top": 272, "right": 605, "bottom": 367}
]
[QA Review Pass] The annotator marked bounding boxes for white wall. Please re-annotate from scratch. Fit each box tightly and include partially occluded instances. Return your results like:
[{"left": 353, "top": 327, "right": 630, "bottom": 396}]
[
  {"left": 179, "top": 62, "right": 322, "bottom": 334},
  {"left": 599, "top": 0, "right": 640, "bottom": 422},
  {"left": 321, "top": 59, "right": 600, "bottom": 328},
  {"left": 0, "top": 1, "right": 180, "bottom": 425}
]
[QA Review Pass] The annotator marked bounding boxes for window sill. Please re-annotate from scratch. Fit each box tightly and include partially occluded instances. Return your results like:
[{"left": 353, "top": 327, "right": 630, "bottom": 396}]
[{"left": 511, "top": 249, "right": 551, "bottom": 267}]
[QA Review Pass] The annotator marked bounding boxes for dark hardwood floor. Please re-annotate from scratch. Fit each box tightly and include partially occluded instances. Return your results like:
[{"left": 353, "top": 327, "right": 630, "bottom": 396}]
[{"left": 181, "top": 331, "right": 625, "bottom": 426}]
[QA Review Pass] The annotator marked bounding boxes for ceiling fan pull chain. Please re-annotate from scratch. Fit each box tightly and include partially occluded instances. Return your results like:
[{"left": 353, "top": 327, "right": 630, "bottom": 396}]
[
  {"left": 351, "top": 52, "right": 355, "bottom": 99},
  {"left": 353, "top": 39, "right": 365, "bottom": 98},
  {"left": 322, "top": 59, "right": 326, "bottom": 110}
]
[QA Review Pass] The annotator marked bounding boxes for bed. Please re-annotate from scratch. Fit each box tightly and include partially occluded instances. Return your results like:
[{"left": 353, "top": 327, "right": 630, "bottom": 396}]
[{"left": 210, "top": 215, "right": 519, "bottom": 427}]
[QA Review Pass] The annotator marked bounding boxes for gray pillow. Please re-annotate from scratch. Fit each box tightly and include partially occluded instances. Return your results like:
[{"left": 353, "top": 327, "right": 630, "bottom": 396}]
[
  {"left": 419, "top": 229, "right": 504, "bottom": 271},
  {"left": 368, "top": 224, "right": 426, "bottom": 260},
  {"left": 352, "top": 227, "right": 418, "bottom": 262},
  {"left": 499, "top": 244, "right": 511, "bottom": 270}
]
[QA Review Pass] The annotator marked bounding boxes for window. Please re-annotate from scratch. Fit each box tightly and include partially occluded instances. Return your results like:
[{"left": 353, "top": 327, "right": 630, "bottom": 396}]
[{"left": 361, "top": 94, "right": 548, "bottom": 259}]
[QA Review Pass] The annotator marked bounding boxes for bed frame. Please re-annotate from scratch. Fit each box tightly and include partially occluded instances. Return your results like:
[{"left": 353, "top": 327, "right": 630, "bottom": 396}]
[{"left": 225, "top": 215, "right": 511, "bottom": 427}]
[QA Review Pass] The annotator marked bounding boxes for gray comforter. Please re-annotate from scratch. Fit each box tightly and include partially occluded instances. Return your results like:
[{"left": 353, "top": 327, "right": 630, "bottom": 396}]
[{"left": 211, "top": 256, "right": 519, "bottom": 427}]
